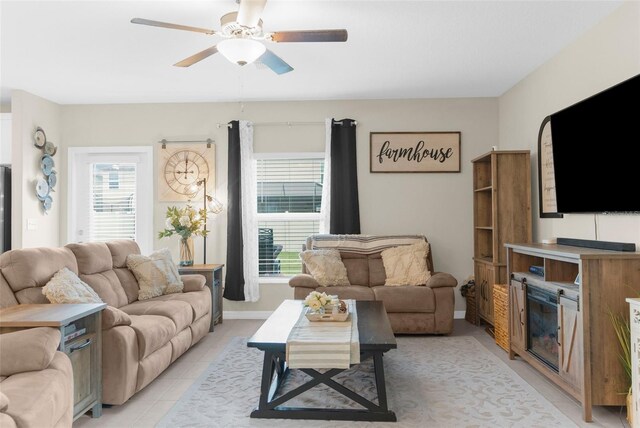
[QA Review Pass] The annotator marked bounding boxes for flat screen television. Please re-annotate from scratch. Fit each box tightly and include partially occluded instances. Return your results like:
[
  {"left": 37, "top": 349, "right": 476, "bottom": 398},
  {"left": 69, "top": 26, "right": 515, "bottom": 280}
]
[{"left": 550, "top": 73, "right": 640, "bottom": 213}]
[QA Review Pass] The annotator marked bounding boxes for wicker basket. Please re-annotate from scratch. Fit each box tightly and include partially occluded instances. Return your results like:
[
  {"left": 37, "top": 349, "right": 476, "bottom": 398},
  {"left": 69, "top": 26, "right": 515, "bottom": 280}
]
[
  {"left": 493, "top": 283, "right": 509, "bottom": 352},
  {"left": 464, "top": 284, "right": 478, "bottom": 325}
]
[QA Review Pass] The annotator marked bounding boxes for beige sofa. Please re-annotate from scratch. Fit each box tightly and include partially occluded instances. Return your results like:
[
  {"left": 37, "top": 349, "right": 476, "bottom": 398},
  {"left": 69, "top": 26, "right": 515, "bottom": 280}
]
[
  {"left": 0, "top": 240, "right": 211, "bottom": 406},
  {"left": 0, "top": 327, "right": 73, "bottom": 428},
  {"left": 289, "top": 235, "right": 457, "bottom": 334}
]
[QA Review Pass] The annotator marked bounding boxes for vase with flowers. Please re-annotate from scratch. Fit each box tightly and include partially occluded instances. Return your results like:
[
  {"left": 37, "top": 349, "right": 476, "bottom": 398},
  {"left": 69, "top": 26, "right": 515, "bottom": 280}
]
[
  {"left": 159, "top": 205, "right": 208, "bottom": 266},
  {"left": 303, "top": 291, "right": 335, "bottom": 314}
]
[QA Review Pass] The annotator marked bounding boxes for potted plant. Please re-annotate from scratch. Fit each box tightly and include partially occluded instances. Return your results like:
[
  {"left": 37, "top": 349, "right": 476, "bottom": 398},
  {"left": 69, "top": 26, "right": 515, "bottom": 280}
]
[{"left": 609, "top": 310, "right": 632, "bottom": 424}]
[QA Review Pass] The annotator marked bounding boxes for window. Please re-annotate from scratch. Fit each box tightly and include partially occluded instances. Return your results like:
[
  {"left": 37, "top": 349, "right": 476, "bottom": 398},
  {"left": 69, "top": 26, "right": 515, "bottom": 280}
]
[
  {"left": 256, "top": 154, "right": 324, "bottom": 277},
  {"left": 90, "top": 163, "right": 136, "bottom": 240},
  {"left": 68, "top": 147, "right": 153, "bottom": 253}
]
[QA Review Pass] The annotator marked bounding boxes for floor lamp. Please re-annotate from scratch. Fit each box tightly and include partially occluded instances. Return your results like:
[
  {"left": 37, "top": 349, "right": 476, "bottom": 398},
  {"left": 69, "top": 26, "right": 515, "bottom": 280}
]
[{"left": 193, "top": 178, "right": 223, "bottom": 264}]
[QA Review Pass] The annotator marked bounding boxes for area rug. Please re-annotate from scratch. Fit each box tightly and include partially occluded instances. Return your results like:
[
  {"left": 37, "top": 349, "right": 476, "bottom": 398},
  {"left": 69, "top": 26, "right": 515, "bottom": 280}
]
[{"left": 158, "top": 336, "right": 577, "bottom": 427}]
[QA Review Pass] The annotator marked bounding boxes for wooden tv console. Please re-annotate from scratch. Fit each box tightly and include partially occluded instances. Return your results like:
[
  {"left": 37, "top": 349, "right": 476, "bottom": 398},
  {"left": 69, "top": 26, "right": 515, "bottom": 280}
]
[{"left": 505, "top": 243, "right": 640, "bottom": 422}]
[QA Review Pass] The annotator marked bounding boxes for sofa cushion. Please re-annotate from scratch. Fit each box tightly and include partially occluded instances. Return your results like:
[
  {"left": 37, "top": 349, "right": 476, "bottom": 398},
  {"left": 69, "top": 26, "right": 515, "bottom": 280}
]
[
  {"left": 66, "top": 242, "right": 129, "bottom": 308},
  {"left": 42, "top": 268, "right": 103, "bottom": 304},
  {"left": 0, "top": 328, "right": 61, "bottom": 376},
  {"left": 289, "top": 274, "right": 319, "bottom": 288},
  {"left": 0, "top": 353, "right": 71, "bottom": 428},
  {"left": 181, "top": 274, "right": 205, "bottom": 292},
  {"left": 106, "top": 240, "right": 141, "bottom": 268},
  {"left": 127, "top": 250, "right": 184, "bottom": 300},
  {"left": 340, "top": 252, "right": 369, "bottom": 287},
  {"left": 0, "top": 391, "right": 8, "bottom": 412},
  {"left": 112, "top": 268, "right": 140, "bottom": 304},
  {"left": 102, "top": 306, "right": 132, "bottom": 330},
  {"left": 0, "top": 247, "right": 78, "bottom": 297},
  {"left": 381, "top": 241, "right": 431, "bottom": 286},
  {"left": 300, "top": 250, "right": 350, "bottom": 286},
  {"left": 151, "top": 289, "right": 210, "bottom": 321},
  {"left": 67, "top": 242, "right": 113, "bottom": 274},
  {"left": 368, "top": 255, "right": 387, "bottom": 287},
  {"left": 122, "top": 299, "right": 192, "bottom": 333},
  {"left": 0, "top": 413, "right": 16, "bottom": 428},
  {"left": 79, "top": 270, "right": 129, "bottom": 308},
  {"left": 0, "top": 273, "right": 18, "bottom": 309},
  {"left": 128, "top": 315, "right": 177, "bottom": 359},
  {"left": 315, "top": 285, "right": 375, "bottom": 301},
  {"left": 107, "top": 240, "right": 143, "bottom": 304},
  {"left": 372, "top": 285, "right": 436, "bottom": 313}
]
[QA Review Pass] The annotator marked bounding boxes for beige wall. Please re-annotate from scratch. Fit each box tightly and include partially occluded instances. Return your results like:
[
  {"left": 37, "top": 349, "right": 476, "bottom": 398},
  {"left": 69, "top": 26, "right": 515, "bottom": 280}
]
[
  {"left": 61, "top": 98, "right": 499, "bottom": 312},
  {"left": 11, "top": 90, "right": 61, "bottom": 248},
  {"left": 499, "top": 1, "right": 640, "bottom": 245}
]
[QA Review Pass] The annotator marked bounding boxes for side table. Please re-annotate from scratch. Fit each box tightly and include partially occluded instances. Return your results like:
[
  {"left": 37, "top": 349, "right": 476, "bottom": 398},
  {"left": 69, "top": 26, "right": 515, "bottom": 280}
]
[
  {"left": 178, "top": 264, "right": 224, "bottom": 331},
  {"left": 0, "top": 303, "right": 106, "bottom": 420}
]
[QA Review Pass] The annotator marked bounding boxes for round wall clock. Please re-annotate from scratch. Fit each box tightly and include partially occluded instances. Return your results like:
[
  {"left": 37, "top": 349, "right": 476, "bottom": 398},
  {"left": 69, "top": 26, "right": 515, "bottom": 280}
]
[{"left": 163, "top": 150, "right": 210, "bottom": 196}]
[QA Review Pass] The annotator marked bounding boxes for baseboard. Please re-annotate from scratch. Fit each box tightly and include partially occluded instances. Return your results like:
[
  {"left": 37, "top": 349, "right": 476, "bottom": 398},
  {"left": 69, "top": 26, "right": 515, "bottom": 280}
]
[
  {"left": 226, "top": 310, "right": 468, "bottom": 320},
  {"left": 223, "top": 311, "right": 273, "bottom": 320}
]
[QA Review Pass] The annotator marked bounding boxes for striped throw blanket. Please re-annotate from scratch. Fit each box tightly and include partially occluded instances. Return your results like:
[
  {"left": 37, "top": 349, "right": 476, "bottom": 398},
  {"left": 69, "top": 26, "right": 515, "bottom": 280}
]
[
  {"left": 286, "top": 300, "right": 360, "bottom": 369},
  {"left": 307, "top": 234, "right": 428, "bottom": 254}
]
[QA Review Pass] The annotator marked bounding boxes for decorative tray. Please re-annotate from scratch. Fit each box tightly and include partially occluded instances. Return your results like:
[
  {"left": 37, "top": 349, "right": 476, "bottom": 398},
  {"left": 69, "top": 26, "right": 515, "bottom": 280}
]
[{"left": 305, "top": 307, "right": 350, "bottom": 322}]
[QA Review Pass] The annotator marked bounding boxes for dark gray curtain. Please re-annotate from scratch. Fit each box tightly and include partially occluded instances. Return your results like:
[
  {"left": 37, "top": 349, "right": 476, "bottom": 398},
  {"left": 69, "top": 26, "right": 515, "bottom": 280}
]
[
  {"left": 223, "top": 121, "right": 245, "bottom": 301},
  {"left": 330, "top": 118, "right": 361, "bottom": 234}
]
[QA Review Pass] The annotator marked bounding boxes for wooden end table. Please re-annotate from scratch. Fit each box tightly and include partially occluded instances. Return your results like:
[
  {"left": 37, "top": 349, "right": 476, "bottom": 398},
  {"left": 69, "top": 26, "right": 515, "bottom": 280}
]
[
  {"left": 0, "top": 303, "right": 106, "bottom": 420},
  {"left": 178, "top": 264, "right": 224, "bottom": 332}
]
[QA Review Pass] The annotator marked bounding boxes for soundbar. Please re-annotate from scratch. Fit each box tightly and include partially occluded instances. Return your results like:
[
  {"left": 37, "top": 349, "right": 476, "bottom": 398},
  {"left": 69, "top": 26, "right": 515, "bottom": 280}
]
[{"left": 557, "top": 237, "right": 636, "bottom": 252}]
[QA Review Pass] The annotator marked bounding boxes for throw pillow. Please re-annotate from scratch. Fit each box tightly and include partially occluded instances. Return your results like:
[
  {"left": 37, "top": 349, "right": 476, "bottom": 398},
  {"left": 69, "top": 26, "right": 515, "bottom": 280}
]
[
  {"left": 126, "top": 248, "right": 184, "bottom": 301},
  {"left": 299, "top": 250, "right": 350, "bottom": 287},
  {"left": 42, "top": 267, "right": 103, "bottom": 304},
  {"left": 381, "top": 241, "right": 431, "bottom": 286}
]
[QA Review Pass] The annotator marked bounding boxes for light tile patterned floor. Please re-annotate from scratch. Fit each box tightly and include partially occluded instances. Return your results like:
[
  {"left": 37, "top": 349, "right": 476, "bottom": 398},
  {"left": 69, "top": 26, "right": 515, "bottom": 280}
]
[{"left": 74, "top": 319, "right": 628, "bottom": 428}]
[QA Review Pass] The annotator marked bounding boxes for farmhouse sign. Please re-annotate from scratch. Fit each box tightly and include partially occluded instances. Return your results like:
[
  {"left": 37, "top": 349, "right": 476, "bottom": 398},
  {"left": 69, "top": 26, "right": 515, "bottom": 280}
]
[{"left": 370, "top": 132, "right": 461, "bottom": 173}]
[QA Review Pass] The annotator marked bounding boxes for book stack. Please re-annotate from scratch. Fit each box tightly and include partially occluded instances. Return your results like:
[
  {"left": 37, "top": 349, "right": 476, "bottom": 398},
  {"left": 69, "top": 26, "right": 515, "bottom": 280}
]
[{"left": 63, "top": 324, "right": 86, "bottom": 342}]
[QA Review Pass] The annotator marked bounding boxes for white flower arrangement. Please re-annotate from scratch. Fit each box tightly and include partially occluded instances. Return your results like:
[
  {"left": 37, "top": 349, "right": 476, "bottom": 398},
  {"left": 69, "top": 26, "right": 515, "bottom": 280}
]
[{"left": 303, "top": 291, "right": 335, "bottom": 312}]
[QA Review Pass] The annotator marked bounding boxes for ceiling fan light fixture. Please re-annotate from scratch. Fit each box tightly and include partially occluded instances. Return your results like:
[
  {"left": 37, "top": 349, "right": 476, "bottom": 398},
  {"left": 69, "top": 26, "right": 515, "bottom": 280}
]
[{"left": 217, "top": 38, "right": 266, "bottom": 66}]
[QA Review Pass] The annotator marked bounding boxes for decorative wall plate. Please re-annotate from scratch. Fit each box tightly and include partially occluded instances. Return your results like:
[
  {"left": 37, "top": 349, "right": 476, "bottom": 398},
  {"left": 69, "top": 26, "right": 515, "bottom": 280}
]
[
  {"left": 41, "top": 155, "right": 55, "bottom": 176},
  {"left": 34, "top": 127, "right": 47, "bottom": 148},
  {"left": 44, "top": 141, "right": 57, "bottom": 156},
  {"left": 43, "top": 196, "right": 52, "bottom": 212},
  {"left": 48, "top": 170, "right": 57, "bottom": 188},
  {"left": 35, "top": 178, "right": 50, "bottom": 200}
]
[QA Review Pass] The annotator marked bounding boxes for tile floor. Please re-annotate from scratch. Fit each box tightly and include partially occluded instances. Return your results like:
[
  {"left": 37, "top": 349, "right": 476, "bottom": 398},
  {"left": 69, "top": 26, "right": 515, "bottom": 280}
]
[{"left": 74, "top": 319, "right": 629, "bottom": 428}]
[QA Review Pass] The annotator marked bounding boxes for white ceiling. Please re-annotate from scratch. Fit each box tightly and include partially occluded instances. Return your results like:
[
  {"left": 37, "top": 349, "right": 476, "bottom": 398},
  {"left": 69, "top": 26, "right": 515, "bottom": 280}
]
[{"left": 0, "top": 0, "right": 623, "bottom": 105}]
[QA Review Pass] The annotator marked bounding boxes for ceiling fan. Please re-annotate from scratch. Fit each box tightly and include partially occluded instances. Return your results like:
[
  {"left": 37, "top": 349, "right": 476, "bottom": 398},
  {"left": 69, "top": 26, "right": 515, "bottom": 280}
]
[{"left": 131, "top": 0, "right": 348, "bottom": 75}]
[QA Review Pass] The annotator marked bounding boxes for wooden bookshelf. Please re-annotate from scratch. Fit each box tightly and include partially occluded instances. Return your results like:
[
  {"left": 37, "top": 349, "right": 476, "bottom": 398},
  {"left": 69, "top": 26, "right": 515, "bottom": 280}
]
[{"left": 472, "top": 150, "right": 531, "bottom": 324}]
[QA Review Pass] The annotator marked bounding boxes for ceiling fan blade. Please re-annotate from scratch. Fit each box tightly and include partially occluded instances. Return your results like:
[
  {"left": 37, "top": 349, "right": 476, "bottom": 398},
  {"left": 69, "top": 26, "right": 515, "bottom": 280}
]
[
  {"left": 174, "top": 46, "right": 219, "bottom": 67},
  {"left": 131, "top": 18, "right": 216, "bottom": 35},
  {"left": 257, "top": 49, "right": 293, "bottom": 75},
  {"left": 270, "top": 29, "right": 348, "bottom": 43},
  {"left": 236, "top": 0, "right": 267, "bottom": 28}
]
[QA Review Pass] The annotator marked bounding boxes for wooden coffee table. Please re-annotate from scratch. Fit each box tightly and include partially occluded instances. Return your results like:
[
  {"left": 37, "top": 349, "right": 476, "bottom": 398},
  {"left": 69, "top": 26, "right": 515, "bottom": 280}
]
[{"left": 247, "top": 300, "right": 397, "bottom": 422}]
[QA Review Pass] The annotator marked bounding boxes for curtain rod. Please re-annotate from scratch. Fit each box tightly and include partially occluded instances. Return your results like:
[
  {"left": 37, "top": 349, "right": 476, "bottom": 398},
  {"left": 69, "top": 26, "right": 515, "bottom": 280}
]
[
  {"left": 158, "top": 138, "right": 214, "bottom": 149},
  {"left": 216, "top": 120, "right": 357, "bottom": 129}
]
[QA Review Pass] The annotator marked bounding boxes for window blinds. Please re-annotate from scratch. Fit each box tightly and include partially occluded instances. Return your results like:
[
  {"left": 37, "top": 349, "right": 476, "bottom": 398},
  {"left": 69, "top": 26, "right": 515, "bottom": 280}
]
[
  {"left": 256, "top": 157, "right": 324, "bottom": 276},
  {"left": 89, "top": 163, "right": 136, "bottom": 242}
]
